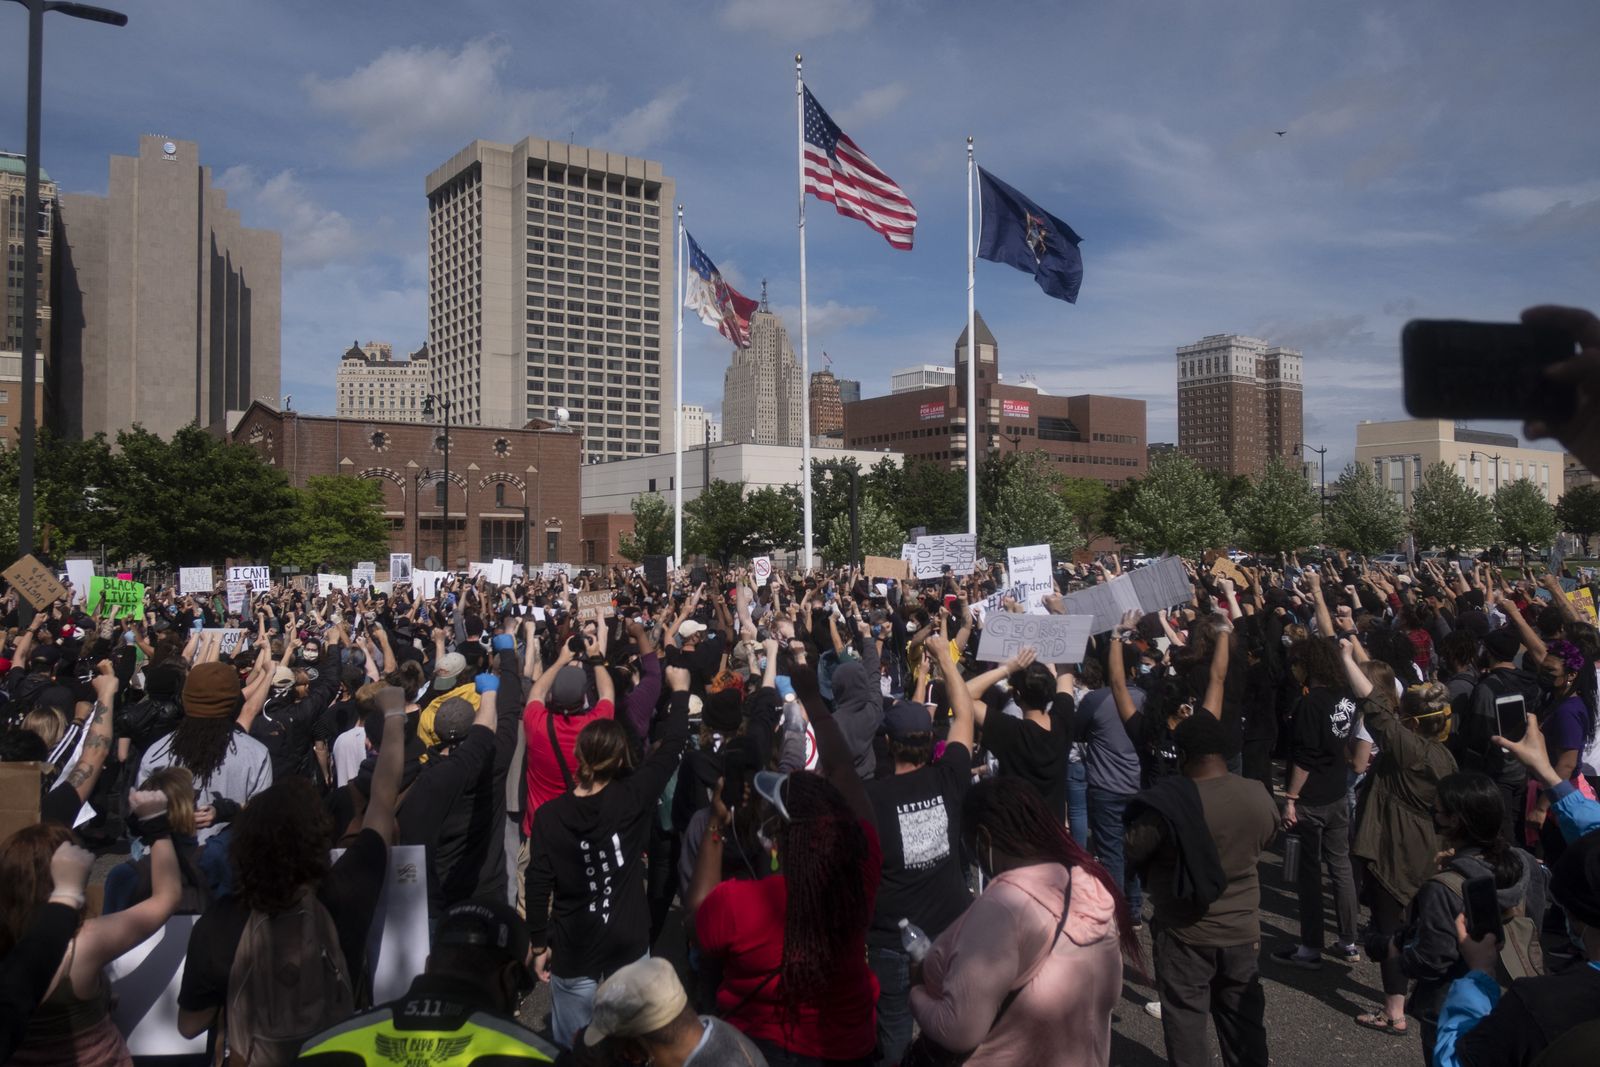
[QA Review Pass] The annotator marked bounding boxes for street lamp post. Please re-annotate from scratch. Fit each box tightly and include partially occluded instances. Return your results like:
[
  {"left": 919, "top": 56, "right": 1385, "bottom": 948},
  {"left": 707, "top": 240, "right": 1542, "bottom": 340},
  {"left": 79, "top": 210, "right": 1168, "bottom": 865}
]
[
  {"left": 5, "top": 0, "right": 127, "bottom": 564},
  {"left": 1295, "top": 443, "right": 1328, "bottom": 524},
  {"left": 423, "top": 394, "right": 452, "bottom": 570},
  {"left": 1469, "top": 450, "right": 1502, "bottom": 496}
]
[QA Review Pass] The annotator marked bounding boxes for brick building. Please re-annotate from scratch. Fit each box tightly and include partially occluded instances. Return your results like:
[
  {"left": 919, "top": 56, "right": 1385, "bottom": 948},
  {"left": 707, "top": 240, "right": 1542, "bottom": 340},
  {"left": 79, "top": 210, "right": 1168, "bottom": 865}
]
[
  {"left": 843, "top": 311, "right": 1147, "bottom": 487},
  {"left": 580, "top": 513, "right": 637, "bottom": 568},
  {"left": 228, "top": 401, "right": 581, "bottom": 570},
  {"left": 809, "top": 368, "right": 843, "bottom": 437},
  {"left": 1176, "top": 334, "right": 1303, "bottom": 477}
]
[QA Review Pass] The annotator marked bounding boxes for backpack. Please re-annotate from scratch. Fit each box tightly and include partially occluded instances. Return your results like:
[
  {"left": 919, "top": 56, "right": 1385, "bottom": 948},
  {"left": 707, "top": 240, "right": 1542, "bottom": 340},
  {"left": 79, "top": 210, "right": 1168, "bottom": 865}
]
[
  {"left": 224, "top": 889, "right": 354, "bottom": 1067},
  {"left": 1431, "top": 869, "right": 1545, "bottom": 986}
]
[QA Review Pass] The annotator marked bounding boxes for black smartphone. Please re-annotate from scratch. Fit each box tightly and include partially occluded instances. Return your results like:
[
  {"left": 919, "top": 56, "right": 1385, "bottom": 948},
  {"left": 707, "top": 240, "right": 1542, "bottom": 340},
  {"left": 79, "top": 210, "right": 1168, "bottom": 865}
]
[
  {"left": 1402, "top": 319, "right": 1575, "bottom": 422},
  {"left": 1462, "top": 874, "right": 1503, "bottom": 945},
  {"left": 1494, "top": 693, "right": 1528, "bottom": 743}
]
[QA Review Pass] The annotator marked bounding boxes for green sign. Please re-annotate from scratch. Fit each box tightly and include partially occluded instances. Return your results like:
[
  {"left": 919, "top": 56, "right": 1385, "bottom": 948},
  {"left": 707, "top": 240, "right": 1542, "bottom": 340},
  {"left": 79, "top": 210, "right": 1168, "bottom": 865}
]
[{"left": 87, "top": 576, "right": 146, "bottom": 615}]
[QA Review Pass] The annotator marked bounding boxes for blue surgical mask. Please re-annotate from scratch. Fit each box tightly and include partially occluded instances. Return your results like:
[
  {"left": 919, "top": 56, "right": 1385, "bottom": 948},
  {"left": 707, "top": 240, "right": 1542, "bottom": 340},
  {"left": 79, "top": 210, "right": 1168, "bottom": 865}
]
[
  {"left": 1138, "top": 663, "right": 1153, "bottom": 676},
  {"left": 758, "top": 656, "right": 769, "bottom": 671}
]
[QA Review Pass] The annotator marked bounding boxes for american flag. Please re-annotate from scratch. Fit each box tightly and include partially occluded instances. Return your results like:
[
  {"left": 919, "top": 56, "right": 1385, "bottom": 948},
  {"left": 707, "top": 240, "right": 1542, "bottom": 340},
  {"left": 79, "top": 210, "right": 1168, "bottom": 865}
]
[{"left": 802, "top": 85, "right": 917, "bottom": 250}]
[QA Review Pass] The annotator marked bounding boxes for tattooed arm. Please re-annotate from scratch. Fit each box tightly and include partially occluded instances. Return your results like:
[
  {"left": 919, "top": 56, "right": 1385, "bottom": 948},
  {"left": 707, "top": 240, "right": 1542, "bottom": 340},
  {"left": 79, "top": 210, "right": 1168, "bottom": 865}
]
[{"left": 62, "top": 663, "right": 118, "bottom": 804}]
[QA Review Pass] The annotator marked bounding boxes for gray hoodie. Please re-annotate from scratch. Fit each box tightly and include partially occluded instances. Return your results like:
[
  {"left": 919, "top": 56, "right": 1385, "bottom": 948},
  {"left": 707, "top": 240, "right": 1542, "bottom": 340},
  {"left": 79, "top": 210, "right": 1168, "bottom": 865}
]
[{"left": 827, "top": 637, "right": 883, "bottom": 779}]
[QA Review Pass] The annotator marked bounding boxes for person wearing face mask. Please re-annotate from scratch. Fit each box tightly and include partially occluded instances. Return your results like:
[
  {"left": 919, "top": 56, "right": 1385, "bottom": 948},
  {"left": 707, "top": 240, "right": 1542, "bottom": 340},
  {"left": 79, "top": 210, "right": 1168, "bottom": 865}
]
[
  {"left": 1526, "top": 639, "right": 1598, "bottom": 864},
  {"left": 1432, "top": 712, "right": 1600, "bottom": 1067}
]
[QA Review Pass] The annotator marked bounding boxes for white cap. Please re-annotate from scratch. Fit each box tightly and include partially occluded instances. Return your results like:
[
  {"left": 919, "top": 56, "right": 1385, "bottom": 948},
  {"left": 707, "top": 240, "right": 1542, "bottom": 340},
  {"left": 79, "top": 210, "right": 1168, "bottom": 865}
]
[{"left": 584, "top": 958, "right": 687, "bottom": 1046}]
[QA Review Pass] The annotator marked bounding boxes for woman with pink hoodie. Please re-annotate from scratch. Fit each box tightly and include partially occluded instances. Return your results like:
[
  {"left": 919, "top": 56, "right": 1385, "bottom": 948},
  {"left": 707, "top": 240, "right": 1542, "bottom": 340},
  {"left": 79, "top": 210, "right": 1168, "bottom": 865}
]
[{"left": 908, "top": 776, "right": 1138, "bottom": 1066}]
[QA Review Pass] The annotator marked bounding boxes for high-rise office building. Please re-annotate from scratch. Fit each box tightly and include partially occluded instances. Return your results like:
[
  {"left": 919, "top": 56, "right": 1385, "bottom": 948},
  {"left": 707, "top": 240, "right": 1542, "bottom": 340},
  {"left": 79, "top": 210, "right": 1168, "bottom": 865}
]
[
  {"left": 52, "top": 136, "right": 280, "bottom": 440},
  {"left": 2, "top": 153, "right": 57, "bottom": 445},
  {"left": 891, "top": 364, "right": 956, "bottom": 394},
  {"left": 1175, "top": 334, "right": 1303, "bottom": 477},
  {"left": 838, "top": 378, "right": 861, "bottom": 405},
  {"left": 337, "top": 341, "right": 431, "bottom": 422},
  {"left": 809, "top": 368, "right": 843, "bottom": 437},
  {"left": 425, "top": 139, "right": 674, "bottom": 462},
  {"left": 722, "top": 293, "right": 803, "bottom": 447},
  {"left": 680, "top": 403, "right": 713, "bottom": 448}
]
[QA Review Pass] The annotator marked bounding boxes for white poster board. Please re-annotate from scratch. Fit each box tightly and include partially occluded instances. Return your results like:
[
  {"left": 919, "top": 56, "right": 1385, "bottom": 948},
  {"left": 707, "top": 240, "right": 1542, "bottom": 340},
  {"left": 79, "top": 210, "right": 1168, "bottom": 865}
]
[
  {"left": 178, "top": 567, "right": 213, "bottom": 596},
  {"left": 976, "top": 612, "right": 1094, "bottom": 664},
  {"left": 1006, "top": 544, "right": 1053, "bottom": 612},
  {"left": 227, "top": 565, "right": 272, "bottom": 593},
  {"left": 911, "top": 534, "right": 978, "bottom": 579},
  {"left": 389, "top": 553, "right": 413, "bottom": 583},
  {"left": 351, "top": 563, "right": 377, "bottom": 590},
  {"left": 468, "top": 561, "right": 492, "bottom": 581},
  {"left": 363, "top": 844, "right": 430, "bottom": 1003},
  {"left": 64, "top": 558, "right": 95, "bottom": 605},
  {"left": 225, "top": 579, "right": 249, "bottom": 615},
  {"left": 752, "top": 556, "right": 773, "bottom": 582},
  {"left": 201, "top": 627, "right": 248, "bottom": 656},
  {"left": 490, "top": 558, "right": 515, "bottom": 586},
  {"left": 318, "top": 573, "right": 349, "bottom": 595},
  {"left": 1060, "top": 556, "right": 1193, "bottom": 634},
  {"left": 411, "top": 570, "right": 445, "bottom": 598},
  {"left": 107, "top": 915, "right": 207, "bottom": 1058}
]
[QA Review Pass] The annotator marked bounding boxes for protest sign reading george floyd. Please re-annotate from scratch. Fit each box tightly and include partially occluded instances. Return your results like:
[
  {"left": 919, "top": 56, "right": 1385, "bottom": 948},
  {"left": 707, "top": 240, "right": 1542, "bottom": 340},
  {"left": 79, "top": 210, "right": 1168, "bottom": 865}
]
[{"left": 975, "top": 612, "right": 1094, "bottom": 664}]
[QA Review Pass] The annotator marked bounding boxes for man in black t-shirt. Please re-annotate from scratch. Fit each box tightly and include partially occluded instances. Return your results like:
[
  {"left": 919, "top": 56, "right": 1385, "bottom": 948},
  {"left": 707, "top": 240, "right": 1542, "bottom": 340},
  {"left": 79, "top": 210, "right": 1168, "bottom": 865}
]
[
  {"left": 863, "top": 638, "right": 977, "bottom": 1067},
  {"left": 971, "top": 654, "right": 1074, "bottom": 822}
]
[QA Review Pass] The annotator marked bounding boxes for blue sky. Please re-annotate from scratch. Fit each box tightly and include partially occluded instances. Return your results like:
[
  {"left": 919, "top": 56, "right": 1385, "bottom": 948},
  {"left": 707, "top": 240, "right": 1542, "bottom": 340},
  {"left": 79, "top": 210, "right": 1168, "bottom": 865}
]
[{"left": 5, "top": 0, "right": 1596, "bottom": 472}]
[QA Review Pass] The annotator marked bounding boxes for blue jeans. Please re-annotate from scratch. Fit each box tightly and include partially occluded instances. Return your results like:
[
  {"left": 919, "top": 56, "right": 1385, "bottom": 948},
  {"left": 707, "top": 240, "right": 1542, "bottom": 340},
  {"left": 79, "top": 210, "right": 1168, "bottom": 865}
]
[
  {"left": 1066, "top": 760, "right": 1089, "bottom": 845},
  {"left": 868, "top": 945, "right": 912, "bottom": 1066},
  {"left": 1087, "top": 785, "right": 1142, "bottom": 918},
  {"left": 550, "top": 955, "right": 647, "bottom": 1049}
]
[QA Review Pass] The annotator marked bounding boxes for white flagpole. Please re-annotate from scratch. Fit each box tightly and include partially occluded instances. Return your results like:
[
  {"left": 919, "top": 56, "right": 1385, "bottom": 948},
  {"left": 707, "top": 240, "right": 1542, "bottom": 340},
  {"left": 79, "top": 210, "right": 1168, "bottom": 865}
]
[
  {"left": 796, "top": 54, "right": 814, "bottom": 569},
  {"left": 675, "top": 205, "right": 685, "bottom": 564},
  {"left": 966, "top": 137, "right": 978, "bottom": 538}
]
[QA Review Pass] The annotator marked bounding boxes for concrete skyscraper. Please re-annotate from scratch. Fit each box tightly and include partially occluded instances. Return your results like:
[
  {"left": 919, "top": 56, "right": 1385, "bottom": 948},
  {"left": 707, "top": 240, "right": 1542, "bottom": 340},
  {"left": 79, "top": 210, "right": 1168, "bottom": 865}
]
[
  {"left": 1176, "top": 334, "right": 1303, "bottom": 477},
  {"left": 2, "top": 153, "right": 57, "bottom": 445},
  {"left": 809, "top": 367, "right": 843, "bottom": 437},
  {"left": 52, "top": 135, "right": 281, "bottom": 440},
  {"left": 722, "top": 288, "right": 802, "bottom": 447},
  {"left": 425, "top": 139, "right": 674, "bottom": 462},
  {"left": 337, "top": 341, "right": 431, "bottom": 422}
]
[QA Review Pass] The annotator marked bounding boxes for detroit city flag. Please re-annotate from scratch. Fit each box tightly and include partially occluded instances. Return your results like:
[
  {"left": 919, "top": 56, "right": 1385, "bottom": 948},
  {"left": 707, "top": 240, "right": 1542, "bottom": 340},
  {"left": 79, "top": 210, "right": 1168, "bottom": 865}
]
[{"left": 684, "top": 230, "right": 758, "bottom": 348}]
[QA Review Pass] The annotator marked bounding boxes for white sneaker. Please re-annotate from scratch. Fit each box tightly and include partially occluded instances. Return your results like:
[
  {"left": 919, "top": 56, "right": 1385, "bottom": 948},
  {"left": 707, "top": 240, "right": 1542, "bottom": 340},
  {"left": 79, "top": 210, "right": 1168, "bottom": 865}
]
[{"left": 1144, "top": 1001, "right": 1163, "bottom": 1020}]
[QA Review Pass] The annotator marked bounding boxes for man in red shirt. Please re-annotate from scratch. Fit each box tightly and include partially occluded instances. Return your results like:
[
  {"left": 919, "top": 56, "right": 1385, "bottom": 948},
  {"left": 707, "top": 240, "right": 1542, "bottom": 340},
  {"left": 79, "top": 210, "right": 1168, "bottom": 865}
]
[{"left": 522, "top": 632, "right": 615, "bottom": 837}]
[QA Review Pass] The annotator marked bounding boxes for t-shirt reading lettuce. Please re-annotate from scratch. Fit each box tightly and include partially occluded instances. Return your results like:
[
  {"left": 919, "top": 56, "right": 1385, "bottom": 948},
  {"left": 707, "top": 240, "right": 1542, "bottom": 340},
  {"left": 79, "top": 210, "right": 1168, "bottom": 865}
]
[
  {"left": 695, "top": 820, "right": 883, "bottom": 1061},
  {"left": 864, "top": 740, "right": 973, "bottom": 949}
]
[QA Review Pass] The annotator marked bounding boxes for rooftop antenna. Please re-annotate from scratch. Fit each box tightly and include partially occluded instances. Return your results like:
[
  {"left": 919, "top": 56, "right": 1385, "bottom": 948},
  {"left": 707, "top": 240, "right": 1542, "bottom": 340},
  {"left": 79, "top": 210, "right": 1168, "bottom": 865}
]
[{"left": 760, "top": 279, "right": 769, "bottom": 312}]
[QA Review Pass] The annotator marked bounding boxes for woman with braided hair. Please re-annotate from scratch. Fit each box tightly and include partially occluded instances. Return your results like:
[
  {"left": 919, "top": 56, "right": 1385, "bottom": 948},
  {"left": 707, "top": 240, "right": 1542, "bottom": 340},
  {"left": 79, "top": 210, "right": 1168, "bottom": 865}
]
[
  {"left": 906, "top": 774, "right": 1136, "bottom": 1066},
  {"left": 689, "top": 660, "right": 881, "bottom": 1066}
]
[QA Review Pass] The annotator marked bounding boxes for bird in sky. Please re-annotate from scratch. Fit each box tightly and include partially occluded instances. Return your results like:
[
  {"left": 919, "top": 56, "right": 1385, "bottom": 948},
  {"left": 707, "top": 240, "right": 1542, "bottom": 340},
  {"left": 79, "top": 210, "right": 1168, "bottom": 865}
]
[{"left": 1275, "top": 130, "right": 1288, "bottom": 136}]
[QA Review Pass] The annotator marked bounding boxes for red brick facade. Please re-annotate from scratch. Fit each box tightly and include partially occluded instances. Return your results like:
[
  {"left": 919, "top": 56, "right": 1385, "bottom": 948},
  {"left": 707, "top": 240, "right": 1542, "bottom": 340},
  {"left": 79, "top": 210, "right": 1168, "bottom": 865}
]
[
  {"left": 227, "top": 402, "right": 582, "bottom": 570},
  {"left": 580, "top": 513, "right": 637, "bottom": 567}
]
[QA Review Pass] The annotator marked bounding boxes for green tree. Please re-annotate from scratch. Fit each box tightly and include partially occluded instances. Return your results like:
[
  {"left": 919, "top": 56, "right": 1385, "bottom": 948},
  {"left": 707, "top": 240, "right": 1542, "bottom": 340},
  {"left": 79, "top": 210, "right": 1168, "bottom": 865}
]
[
  {"left": 1232, "top": 458, "right": 1322, "bottom": 554},
  {"left": 274, "top": 476, "right": 390, "bottom": 571},
  {"left": 1115, "top": 452, "right": 1233, "bottom": 556},
  {"left": 1493, "top": 478, "right": 1559, "bottom": 555},
  {"left": 744, "top": 484, "right": 802, "bottom": 554},
  {"left": 976, "top": 451, "right": 1081, "bottom": 560},
  {"left": 892, "top": 459, "right": 967, "bottom": 536},
  {"left": 617, "top": 492, "right": 672, "bottom": 561},
  {"left": 1324, "top": 462, "right": 1406, "bottom": 555},
  {"left": 1410, "top": 462, "right": 1494, "bottom": 551},
  {"left": 1207, "top": 471, "right": 1256, "bottom": 528},
  {"left": 1058, "top": 477, "right": 1110, "bottom": 546},
  {"left": 1101, "top": 477, "right": 1141, "bottom": 541},
  {"left": 1556, "top": 484, "right": 1600, "bottom": 555},
  {"left": 0, "top": 428, "right": 118, "bottom": 562},
  {"left": 822, "top": 492, "right": 904, "bottom": 564},
  {"left": 685, "top": 479, "right": 752, "bottom": 564}
]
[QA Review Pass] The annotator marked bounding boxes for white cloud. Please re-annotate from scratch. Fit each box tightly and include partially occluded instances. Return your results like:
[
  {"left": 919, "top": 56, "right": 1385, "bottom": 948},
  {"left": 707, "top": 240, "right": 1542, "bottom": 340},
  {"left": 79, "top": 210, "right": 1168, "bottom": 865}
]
[
  {"left": 600, "top": 83, "right": 691, "bottom": 155},
  {"left": 1470, "top": 181, "right": 1600, "bottom": 234},
  {"left": 837, "top": 82, "right": 909, "bottom": 127},
  {"left": 720, "top": 0, "right": 872, "bottom": 39},
  {"left": 773, "top": 300, "right": 879, "bottom": 334},
  {"left": 218, "top": 165, "right": 360, "bottom": 270},
  {"left": 302, "top": 37, "right": 604, "bottom": 161}
]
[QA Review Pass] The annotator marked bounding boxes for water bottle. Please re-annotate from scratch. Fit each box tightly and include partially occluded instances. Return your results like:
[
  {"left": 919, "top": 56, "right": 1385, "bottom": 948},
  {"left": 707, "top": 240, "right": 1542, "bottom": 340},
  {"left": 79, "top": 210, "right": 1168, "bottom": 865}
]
[
  {"left": 782, "top": 692, "right": 802, "bottom": 730},
  {"left": 898, "top": 918, "right": 931, "bottom": 964},
  {"left": 1281, "top": 833, "right": 1302, "bottom": 880}
]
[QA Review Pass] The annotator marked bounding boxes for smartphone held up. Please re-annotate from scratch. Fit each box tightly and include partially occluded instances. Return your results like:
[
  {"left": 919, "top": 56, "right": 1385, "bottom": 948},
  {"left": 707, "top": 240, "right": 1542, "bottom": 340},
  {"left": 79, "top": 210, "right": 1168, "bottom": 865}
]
[{"left": 1402, "top": 319, "right": 1576, "bottom": 422}]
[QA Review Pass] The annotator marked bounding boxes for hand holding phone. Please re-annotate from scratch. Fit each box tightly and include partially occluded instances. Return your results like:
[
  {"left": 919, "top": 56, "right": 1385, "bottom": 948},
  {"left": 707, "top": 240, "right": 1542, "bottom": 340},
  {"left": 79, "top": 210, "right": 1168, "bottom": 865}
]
[
  {"left": 1461, "top": 874, "right": 1503, "bottom": 946},
  {"left": 1402, "top": 319, "right": 1576, "bottom": 422}
]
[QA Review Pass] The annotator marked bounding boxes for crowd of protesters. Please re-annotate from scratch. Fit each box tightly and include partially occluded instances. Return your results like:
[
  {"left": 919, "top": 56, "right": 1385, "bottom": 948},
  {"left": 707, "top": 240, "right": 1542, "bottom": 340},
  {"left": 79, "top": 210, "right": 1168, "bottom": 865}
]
[{"left": 0, "top": 303, "right": 1599, "bottom": 1066}]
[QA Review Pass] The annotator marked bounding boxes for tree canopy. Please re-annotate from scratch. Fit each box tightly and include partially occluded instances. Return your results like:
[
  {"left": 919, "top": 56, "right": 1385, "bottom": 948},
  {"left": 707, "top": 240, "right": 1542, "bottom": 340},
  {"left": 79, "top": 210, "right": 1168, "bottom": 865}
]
[
  {"left": 1324, "top": 462, "right": 1406, "bottom": 555},
  {"left": 1114, "top": 453, "right": 1233, "bottom": 556},
  {"left": 1410, "top": 462, "right": 1495, "bottom": 551},
  {"left": 1232, "top": 458, "right": 1322, "bottom": 554}
]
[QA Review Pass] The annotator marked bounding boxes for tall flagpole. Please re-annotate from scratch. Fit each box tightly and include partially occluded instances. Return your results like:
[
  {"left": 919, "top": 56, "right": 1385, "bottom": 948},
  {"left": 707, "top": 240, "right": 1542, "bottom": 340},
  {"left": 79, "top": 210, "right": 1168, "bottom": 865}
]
[
  {"left": 674, "top": 205, "right": 685, "bottom": 564},
  {"left": 966, "top": 137, "right": 978, "bottom": 537},
  {"left": 796, "top": 54, "right": 815, "bottom": 569}
]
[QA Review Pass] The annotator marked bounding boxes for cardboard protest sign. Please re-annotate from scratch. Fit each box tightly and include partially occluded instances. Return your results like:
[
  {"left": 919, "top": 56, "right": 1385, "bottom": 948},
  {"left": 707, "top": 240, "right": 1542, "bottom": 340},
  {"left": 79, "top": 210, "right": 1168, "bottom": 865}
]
[
  {"left": 87, "top": 575, "right": 144, "bottom": 615},
  {"left": 1569, "top": 587, "right": 1597, "bottom": 624},
  {"left": 389, "top": 553, "right": 413, "bottom": 583},
  {"left": 1006, "top": 544, "right": 1053, "bottom": 612},
  {"left": 643, "top": 555, "right": 670, "bottom": 589},
  {"left": 864, "top": 554, "right": 911, "bottom": 581},
  {"left": 63, "top": 559, "right": 95, "bottom": 605},
  {"left": 1129, "top": 557, "right": 1194, "bottom": 615},
  {"left": 976, "top": 612, "right": 1094, "bottom": 665},
  {"left": 225, "top": 579, "right": 249, "bottom": 615},
  {"left": 3, "top": 554, "right": 69, "bottom": 610},
  {"left": 1071, "top": 549, "right": 1096, "bottom": 566},
  {"left": 1061, "top": 556, "right": 1192, "bottom": 634},
  {"left": 227, "top": 565, "right": 271, "bottom": 593},
  {"left": 577, "top": 589, "right": 615, "bottom": 620},
  {"left": 200, "top": 628, "right": 248, "bottom": 656},
  {"left": 1209, "top": 555, "right": 1247, "bottom": 587},
  {"left": 752, "top": 556, "right": 773, "bottom": 582},
  {"left": 178, "top": 567, "right": 213, "bottom": 595},
  {"left": 107, "top": 916, "right": 206, "bottom": 1058},
  {"left": 0, "top": 763, "right": 45, "bottom": 844},
  {"left": 911, "top": 534, "right": 978, "bottom": 579}
]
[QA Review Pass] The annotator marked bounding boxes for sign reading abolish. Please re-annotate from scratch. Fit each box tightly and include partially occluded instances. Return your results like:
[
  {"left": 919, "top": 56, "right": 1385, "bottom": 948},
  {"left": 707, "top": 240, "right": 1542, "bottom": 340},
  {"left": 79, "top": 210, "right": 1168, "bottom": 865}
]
[
  {"left": 88, "top": 576, "right": 145, "bottom": 615},
  {"left": 577, "top": 589, "right": 615, "bottom": 620}
]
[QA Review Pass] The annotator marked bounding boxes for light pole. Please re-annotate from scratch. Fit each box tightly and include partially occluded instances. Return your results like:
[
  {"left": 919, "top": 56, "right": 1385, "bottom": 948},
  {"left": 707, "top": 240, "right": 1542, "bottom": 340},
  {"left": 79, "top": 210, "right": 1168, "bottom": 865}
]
[
  {"left": 1469, "top": 450, "right": 1502, "bottom": 496},
  {"left": 5, "top": 0, "right": 127, "bottom": 564},
  {"left": 423, "top": 394, "right": 452, "bottom": 569},
  {"left": 1295, "top": 442, "right": 1328, "bottom": 523}
]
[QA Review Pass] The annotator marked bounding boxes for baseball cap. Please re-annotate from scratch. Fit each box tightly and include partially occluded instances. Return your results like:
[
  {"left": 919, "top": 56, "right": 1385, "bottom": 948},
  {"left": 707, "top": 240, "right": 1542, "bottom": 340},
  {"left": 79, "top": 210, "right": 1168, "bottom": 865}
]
[
  {"left": 548, "top": 665, "right": 589, "bottom": 710},
  {"left": 584, "top": 958, "right": 688, "bottom": 1046},
  {"left": 883, "top": 699, "right": 934, "bottom": 741},
  {"left": 434, "top": 651, "right": 467, "bottom": 688},
  {"left": 678, "top": 620, "right": 707, "bottom": 639},
  {"left": 271, "top": 665, "right": 296, "bottom": 691},
  {"left": 434, "top": 900, "right": 529, "bottom": 969}
]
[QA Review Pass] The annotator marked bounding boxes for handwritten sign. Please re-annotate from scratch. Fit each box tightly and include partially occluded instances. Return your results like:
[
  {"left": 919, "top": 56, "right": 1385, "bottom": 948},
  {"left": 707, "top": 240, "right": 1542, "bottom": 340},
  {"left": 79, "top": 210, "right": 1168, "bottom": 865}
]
[
  {"left": 389, "top": 553, "right": 412, "bottom": 583},
  {"left": 976, "top": 612, "right": 1093, "bottom": 665},
  {"left": 490, "top": 558, "right": 515, "bottom": 586},
  {"left": 411, "top": 570, "right": 445, "bottom": 598},
  {"left": 911, "top": 534, "right": 977, "bottom": 579},
  {"left": 864, "top": 554, "right": 911, "bottom": 582},
  {"left": 225, "top": 579, "right": 249, "bottom": 615},
  {"left": 1061, "top": 556, "right": 1193, "bottom": 634},
  {"left": 1006, "top": 544, "right": 1053, "bottom": 612},
  {"left": 752, "top": 556, "right": 773, "bottom": 582},
  {"left": 200, "top": 628, "right": 248, "bottom": 656},
  {"left": 227, "top": 565, "right": 271, "bottom": 593},
  {"left": 1570, "top": 587, "right": 1597, "bottom": 624},
  {"left": 1209, "top": 555, "right": 1247, "bottom": 587},
  {"left": 577, "top": 589, "right": 615, "bottom": 620},
  {"left": 87, "top": 576, "right": 145, "bottom": 615},
  {"left": 318, "top": 573, "right": 348, "bottom": 595},
  {"left": 178, "top": 567, "right": 213, "bottom": 595},
  {"left": 3, "top": 554, "right": 69, "bottom": 610}
]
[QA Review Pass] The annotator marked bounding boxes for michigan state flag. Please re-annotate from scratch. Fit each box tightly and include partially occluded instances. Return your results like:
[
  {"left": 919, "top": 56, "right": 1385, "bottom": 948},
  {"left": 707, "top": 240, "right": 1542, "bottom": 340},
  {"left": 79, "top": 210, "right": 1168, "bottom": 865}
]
[{"left": 977, "top": 168, "right": 1083, "bottom": 304}]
